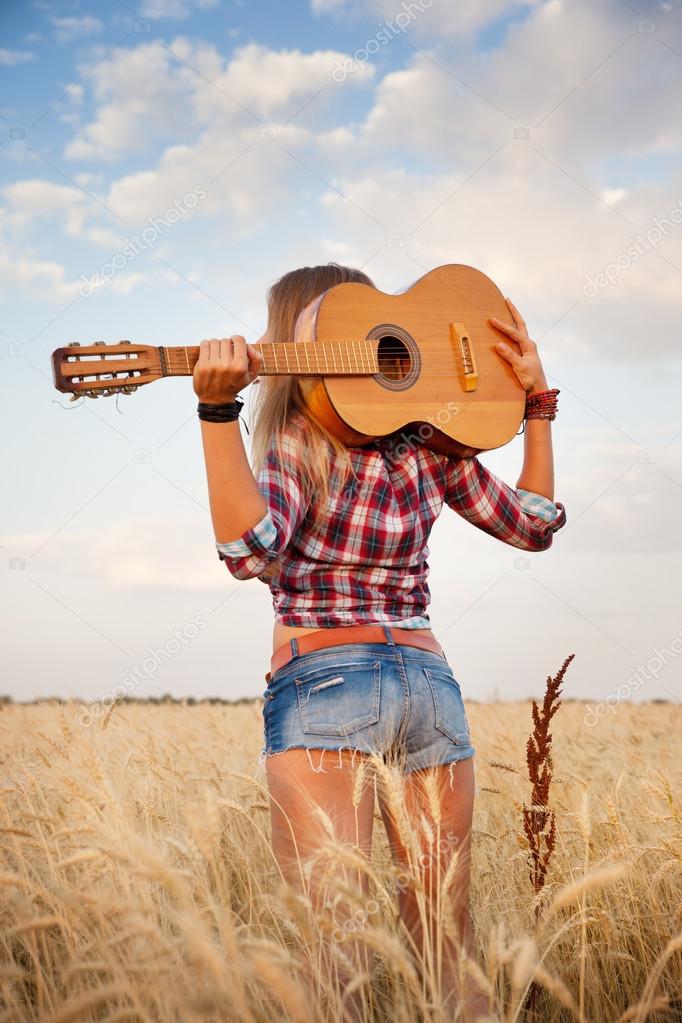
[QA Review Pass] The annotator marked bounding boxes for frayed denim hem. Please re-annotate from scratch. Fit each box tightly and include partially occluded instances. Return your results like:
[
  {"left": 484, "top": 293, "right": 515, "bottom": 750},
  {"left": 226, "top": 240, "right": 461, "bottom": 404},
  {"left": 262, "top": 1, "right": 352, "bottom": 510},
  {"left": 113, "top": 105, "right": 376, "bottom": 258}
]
[{"left": 258, "top": 743, "right": 476, "bottom": 789}]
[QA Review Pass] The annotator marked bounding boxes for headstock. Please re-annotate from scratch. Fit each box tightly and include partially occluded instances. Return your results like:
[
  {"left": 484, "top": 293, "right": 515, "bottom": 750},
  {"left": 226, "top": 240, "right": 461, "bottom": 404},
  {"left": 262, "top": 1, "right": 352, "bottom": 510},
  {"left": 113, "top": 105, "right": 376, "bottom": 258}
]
[{"left": 51, "top": 341, "right": 163, "bottom": 399}]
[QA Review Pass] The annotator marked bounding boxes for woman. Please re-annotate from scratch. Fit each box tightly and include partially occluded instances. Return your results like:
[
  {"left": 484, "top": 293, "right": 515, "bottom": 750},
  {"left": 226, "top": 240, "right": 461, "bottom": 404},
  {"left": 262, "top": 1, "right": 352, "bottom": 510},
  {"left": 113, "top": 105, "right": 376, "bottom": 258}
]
[{"left": 194, "top": 263, "right": 565, "bottom": 1022}]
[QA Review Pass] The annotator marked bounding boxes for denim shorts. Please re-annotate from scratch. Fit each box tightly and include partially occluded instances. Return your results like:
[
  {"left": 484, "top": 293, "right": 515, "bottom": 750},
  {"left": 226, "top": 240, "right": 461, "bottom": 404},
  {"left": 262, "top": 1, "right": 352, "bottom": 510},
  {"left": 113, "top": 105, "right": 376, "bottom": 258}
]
[{"left": 259, "top": 631, "right": 476, "bottom": 775}]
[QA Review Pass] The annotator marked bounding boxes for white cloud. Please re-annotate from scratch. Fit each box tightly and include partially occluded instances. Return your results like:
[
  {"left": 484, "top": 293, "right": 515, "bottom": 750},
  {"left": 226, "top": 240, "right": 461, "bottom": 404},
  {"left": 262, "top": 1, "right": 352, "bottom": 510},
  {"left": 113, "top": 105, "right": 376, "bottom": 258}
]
[
  {"left": 601, "top": 187, "right": 627, "bottom": 205},
  {"left": 64, "top": 43, "right": 195, "bottom": 161},
  {"left": 108, "top": 271, "right": 149, "bottom": 294},
  {"left": 316, "top": 158, "right": 682, "bottom": 358},
  {"left": 0, "top": 246, "right": 78, "bottom": 303},
  {"left": 311, "top": 0, "right": 345, "bottom": 11},
  {"left": 0, "top": 183, "right": 151, "bottom": 299},
  {"left": 0, "top": 239, "right": 149, "bottom": 303},
  {"left": 55, "top": 39, "right": 376, "bottom": 246},
  {"left": 65, "top": 39, "right": 374, "bottom": 162},
  {"left": 311, "top": 2, "right": 682, "bottom": 171},
  {"left": 1, "top": 179, "right": 124, "bottom": 248},
  {"left": 74, "top": 172, "right": 105, "bottom": 187},
  {"left": 357, "top": 61, "right": 504, "bottom": 167},
  {"left": 64, "top": 82, "right": 84, "bottom": 104},
  {"left": 3, "top": 180, "right": 86, "bottom": 220},
  {"left": 0, "top": 48, "right": 35, "bottom": 66},
  {"left": 191, "top": 41, "right": 374, "bottom": 121},
  {"left": 138, "top": 0, "right": 218, "bottom": 20},
  {"left": 312, "top": 0, "right": 542, "bottom": 40},
  {"left": 50, "top": 16, "right": 103, "bottom": 43}
]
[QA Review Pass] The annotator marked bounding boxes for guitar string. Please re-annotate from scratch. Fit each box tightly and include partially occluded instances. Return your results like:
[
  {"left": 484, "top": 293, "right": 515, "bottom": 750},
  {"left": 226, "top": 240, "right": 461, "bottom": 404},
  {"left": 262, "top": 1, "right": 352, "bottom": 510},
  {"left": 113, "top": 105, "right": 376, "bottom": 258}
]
[
  {"left": 69, "top": 340, "right": 490, "bottom": 382},
  {"left": 162, "top": 340, "right": 474, "bottom": 374},
  {"left": 71, "top": 339, "right": 484, "bottom": 363}
]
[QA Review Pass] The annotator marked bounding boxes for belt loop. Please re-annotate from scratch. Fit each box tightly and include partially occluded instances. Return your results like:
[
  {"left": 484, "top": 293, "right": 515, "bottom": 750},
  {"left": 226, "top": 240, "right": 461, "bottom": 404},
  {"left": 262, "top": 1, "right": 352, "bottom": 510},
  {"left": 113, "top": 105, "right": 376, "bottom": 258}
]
[
  {"left": 290, "top": 636, "right": 299, "bottom": 658},
  {"left": 381, "top": 624, "right": 396, "bottom": 646}
]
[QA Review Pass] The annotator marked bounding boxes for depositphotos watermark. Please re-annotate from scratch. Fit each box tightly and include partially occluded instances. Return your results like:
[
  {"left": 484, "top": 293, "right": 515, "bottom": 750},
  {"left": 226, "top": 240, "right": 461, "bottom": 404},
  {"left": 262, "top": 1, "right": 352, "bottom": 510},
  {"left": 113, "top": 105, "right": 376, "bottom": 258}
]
[
  {"left": 334, "top": 400, "right": 462, "bottom": 503},
  {"left": 332, "top": 829, "right": 460, "bottom": 943},
  {"left": 584, "top": 626, "right": 682, "bottom": 727},
  {"left": 332, "top": 0, "right": 434, "bottom": 82},
  {"left": 582, "top": 198, "right": 682, "bottom": 297},
  {"left": 78, "top": 615, "right": 207, "bottom": 727},
  {"left": 78, "top": 185, "right": 207, "bottom": 297},
  {"left": 386, "top": 400, "right": 461, "bottom": 466}
]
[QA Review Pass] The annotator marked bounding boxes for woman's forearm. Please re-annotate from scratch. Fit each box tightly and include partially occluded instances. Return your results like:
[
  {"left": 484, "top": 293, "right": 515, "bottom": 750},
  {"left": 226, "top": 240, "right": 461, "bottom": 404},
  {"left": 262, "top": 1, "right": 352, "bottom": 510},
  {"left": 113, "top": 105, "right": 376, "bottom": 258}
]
[
  {"left": 514, "top": 376, "right": 555, "bottom": 502},
  {"left": 489, "top": 299, "right": 558, "bottom": 504},
  {"left": 199, "top": 420, "right": 267, "bottom": 543},
  {"left": 515, "top": 418, "right": 555, "bottom": 501},
  {"left": 192, "top": 335, "right": 266, "bottom": 543}
]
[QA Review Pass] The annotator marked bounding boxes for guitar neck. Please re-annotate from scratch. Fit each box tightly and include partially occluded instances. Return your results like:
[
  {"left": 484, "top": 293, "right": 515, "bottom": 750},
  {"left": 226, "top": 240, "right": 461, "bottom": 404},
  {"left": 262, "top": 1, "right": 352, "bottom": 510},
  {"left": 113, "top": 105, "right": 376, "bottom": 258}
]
[{"left": 159, "top": 339, "right": 379, "bottom": 377}]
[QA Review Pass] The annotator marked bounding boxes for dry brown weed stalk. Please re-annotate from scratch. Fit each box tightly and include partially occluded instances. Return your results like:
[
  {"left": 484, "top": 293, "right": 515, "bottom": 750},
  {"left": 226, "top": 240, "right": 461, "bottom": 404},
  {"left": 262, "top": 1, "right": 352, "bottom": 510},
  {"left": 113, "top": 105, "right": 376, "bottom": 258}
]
[{"left": 522, "top": 653, "right": 574, "bottom": 1016}]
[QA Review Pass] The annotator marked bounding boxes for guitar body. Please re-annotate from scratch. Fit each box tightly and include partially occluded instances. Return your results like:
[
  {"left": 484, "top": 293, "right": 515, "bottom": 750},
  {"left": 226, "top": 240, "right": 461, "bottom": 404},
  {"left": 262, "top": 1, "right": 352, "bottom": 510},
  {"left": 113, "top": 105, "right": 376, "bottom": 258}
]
[
  {"left": 295, "top": 264, "right": 525, "bottom": 457},
  {"left": 51, "top": 263, "right": 526, "bottom": 457}
]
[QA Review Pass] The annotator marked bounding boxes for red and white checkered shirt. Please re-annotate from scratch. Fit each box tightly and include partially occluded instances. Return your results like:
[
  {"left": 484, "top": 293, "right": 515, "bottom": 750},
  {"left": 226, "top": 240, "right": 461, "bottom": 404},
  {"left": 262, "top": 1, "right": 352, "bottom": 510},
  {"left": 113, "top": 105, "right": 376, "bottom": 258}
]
[{"left": 216, "top": 410, "right": 566, "bottom": 628}]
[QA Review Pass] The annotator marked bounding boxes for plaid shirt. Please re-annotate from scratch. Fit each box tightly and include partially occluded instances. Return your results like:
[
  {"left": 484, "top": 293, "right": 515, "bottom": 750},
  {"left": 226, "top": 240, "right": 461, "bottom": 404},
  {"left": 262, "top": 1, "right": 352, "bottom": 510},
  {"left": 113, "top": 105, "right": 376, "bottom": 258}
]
[{"left": 216, "top": 411, "right": 566, "bottom": 628}]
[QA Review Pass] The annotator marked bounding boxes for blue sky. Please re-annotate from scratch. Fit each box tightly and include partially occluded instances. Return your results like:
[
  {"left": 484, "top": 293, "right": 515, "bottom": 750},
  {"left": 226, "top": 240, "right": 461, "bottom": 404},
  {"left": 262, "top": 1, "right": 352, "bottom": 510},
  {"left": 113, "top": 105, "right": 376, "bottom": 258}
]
[{"left": 1, "top": 0, "right": 681, "bottom": 709}]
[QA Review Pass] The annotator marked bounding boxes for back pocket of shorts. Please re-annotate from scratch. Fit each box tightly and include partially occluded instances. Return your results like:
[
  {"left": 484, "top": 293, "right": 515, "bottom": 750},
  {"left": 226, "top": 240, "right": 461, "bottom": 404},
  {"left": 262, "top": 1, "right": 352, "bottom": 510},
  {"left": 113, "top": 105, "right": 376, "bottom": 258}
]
[
  {"left": 295, "top": 659, "right": 381, "bottom": 736},
  {"left": 423, "top": 666, "right": 471, "bottom": 745}
]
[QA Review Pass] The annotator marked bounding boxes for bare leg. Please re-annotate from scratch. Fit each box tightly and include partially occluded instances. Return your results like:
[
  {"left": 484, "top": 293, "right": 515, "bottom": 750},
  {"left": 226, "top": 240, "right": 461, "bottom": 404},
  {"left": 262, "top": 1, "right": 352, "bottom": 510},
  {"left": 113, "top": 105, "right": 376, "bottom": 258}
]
[
  {"left": 266, "top": 747, "right": 377, "bottom": 1023},
  {"left": 377, "top": 756, "right": 490, "bottom": 1021}
]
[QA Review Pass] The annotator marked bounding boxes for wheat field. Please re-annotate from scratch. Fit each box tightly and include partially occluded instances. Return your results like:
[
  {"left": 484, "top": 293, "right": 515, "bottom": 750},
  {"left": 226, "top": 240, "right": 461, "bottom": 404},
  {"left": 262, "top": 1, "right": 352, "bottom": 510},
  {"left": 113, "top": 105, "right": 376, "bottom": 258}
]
[{"left": 1, "top": 695, "right": 680, "bottom": 1023}]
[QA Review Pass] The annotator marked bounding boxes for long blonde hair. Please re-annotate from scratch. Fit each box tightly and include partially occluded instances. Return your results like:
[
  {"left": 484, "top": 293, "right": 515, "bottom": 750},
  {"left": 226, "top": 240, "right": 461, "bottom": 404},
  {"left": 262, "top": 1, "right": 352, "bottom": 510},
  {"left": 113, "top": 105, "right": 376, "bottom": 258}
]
[{"left": 249, "top": 262, "right": 376, "bottom": 551}]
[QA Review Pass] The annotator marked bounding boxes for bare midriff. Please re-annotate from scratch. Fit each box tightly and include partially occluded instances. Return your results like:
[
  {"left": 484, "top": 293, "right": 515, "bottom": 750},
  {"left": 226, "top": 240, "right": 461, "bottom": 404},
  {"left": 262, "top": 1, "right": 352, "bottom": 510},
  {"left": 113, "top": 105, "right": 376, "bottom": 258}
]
[{"left": 271, "top": 620, "right": 436, "bottom": 656}]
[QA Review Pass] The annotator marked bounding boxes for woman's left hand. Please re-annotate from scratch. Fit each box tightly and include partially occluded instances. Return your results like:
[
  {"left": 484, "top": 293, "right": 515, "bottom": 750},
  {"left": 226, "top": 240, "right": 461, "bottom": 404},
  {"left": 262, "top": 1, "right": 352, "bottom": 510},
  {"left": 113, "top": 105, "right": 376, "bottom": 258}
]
[{"left": 489, "top": 298, "right": 548, "bottom": 395}]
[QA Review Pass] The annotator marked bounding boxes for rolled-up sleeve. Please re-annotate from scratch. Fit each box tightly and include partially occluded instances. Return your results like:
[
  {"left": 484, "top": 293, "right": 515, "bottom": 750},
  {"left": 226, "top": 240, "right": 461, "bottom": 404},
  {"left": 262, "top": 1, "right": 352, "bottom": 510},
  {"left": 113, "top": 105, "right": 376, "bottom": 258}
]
[
  {"left": 443, "top": 455, "right": 566, "bottom": 551},
  {"left": 215, "top": 425, "right": 310, "bottom": 580}
]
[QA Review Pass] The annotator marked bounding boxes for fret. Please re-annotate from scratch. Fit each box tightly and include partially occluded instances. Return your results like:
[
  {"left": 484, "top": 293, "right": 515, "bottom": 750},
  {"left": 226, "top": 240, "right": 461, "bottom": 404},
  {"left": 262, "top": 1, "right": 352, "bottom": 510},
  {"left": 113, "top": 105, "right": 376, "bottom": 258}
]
[{"left": 161, "top": 338, "right": 382, "bottom": 376}]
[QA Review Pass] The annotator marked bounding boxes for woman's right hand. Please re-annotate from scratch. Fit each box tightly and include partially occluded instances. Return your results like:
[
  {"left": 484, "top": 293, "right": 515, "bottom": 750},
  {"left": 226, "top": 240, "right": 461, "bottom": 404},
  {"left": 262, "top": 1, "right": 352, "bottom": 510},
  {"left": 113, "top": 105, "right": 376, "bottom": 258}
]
[{"left": 193, "top": 336, "right": 264, "bottom": 405}]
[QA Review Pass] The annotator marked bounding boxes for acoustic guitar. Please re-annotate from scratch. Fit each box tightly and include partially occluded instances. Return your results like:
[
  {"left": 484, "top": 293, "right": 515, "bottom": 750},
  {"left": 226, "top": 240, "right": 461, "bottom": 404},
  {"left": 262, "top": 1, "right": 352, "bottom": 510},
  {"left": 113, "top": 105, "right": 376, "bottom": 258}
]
[{"left": 51, "top": 263, "right": 525, "bottom": 457}]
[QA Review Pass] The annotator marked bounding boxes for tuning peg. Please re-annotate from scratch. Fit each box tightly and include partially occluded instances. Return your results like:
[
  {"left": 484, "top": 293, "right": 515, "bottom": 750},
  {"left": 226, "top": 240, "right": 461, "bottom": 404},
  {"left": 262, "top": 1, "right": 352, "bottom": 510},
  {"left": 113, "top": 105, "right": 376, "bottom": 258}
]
[{"left": 94, "top": 341, "right": 106, "bottom": 346}]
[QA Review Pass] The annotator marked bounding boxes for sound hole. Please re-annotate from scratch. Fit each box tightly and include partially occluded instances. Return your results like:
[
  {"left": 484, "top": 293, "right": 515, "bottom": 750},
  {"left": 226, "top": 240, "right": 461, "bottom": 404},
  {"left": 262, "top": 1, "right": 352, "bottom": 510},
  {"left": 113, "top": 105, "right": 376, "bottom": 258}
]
[{"left": 376, "top": 335, "right": 411, "bottom": 381}]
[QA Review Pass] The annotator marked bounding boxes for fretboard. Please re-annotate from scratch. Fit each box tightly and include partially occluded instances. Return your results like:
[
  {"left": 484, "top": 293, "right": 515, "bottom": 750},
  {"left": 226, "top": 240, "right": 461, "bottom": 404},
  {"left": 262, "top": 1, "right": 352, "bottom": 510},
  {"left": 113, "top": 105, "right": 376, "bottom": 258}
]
[{"left": 159, "top": 339, "right": 380, "bottom": 377}]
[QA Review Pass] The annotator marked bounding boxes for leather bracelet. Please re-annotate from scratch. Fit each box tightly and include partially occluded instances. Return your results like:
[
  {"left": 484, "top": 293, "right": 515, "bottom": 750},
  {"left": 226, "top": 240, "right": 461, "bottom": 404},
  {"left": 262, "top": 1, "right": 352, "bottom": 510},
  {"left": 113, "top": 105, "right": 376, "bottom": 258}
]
[{"left": 197, "top": 396, "right": 249, "bottom": 433}]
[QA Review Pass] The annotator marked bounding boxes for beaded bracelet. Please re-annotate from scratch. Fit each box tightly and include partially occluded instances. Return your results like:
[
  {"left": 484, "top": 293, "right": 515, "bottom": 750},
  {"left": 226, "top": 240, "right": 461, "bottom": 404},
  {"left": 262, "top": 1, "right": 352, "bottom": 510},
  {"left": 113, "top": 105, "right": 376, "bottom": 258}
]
[{"left": 525, "top": 387, "right": 560, "bottom": 421}]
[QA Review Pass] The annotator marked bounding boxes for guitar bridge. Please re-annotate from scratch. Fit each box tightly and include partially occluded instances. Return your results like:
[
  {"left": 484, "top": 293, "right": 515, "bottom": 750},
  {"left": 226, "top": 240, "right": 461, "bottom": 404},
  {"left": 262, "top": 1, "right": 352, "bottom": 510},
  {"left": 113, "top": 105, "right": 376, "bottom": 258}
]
[{"left": 450, "top": 322, "right": 478, "bottom": 392}]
